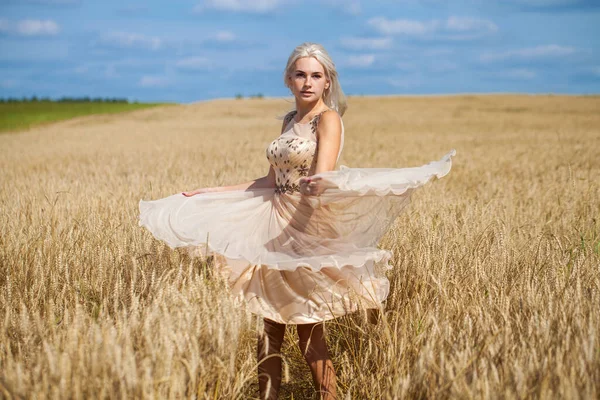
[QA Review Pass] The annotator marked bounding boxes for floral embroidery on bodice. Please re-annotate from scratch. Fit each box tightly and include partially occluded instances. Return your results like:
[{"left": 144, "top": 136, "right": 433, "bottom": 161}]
[{"left": 266, "top": 110, "right": 327, "bottom": 194}]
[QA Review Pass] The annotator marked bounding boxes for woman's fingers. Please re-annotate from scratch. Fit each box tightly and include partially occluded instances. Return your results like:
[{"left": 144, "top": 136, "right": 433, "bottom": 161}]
[
  {"left": 298, "top": 181, "right": 323, "bottom": 196},
  {"left": 182, "top": 189, "right": 203, "bottom": 197},
  {"left": 299, "top": 177, "right": 326, "bottom": 196},
  {"left": 299, "top": 176, "right": 322, "bottom": 184}
]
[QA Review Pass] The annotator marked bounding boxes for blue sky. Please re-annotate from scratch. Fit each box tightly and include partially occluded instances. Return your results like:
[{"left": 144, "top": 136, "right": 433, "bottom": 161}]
[{"left": 1, "top": 0, "right": 599, "bottom": 103}]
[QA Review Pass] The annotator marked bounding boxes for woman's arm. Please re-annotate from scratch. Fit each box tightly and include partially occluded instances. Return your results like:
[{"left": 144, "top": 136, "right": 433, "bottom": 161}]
[
  {"left": 224, "top": 166, "right": 277, "bottom": 191},
  {"left": 182, "top": 166, "right": 276, "bottom": 196},
  {"left": 313, "top": 111, "right": 342, "bottom": 174},
  {"left": 299, "top": 110, "right": 342, "bottom": 196},
  {"left": 183, "top": 116, "right": 290, "bottom": 197}
]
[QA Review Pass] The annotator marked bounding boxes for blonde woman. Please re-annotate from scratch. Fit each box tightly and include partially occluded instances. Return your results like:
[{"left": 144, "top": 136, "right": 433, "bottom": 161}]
[{"left": 139, "top": 42, "right": 455, "bottom": 399}]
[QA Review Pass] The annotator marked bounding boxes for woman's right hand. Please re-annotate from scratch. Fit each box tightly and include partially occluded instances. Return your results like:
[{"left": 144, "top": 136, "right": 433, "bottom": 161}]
[
  {"left": 181, "top": 187, "right": 215, "bottom": 197},
  {"left": 299, "top": 176, "right": 325, "bottom": 196}
]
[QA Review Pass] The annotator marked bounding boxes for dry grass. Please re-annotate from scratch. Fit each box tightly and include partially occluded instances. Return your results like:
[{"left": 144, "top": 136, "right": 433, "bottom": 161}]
[{"left": 1, "top": 94, "right": 599, "bottom": 399}]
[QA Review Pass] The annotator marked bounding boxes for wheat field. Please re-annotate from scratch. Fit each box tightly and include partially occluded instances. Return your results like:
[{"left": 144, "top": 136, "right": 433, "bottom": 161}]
[{"left": 1, "top": 95, "right": 599, "bottom": 399}]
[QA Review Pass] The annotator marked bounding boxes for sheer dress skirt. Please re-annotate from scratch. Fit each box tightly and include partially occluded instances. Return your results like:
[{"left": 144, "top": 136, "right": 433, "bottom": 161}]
[{"left": 139, "top": 149, "right": 456, "bottom": 324}]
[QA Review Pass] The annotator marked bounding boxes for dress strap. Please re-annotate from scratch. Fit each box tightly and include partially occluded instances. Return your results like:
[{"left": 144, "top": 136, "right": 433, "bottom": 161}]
[{"left": 283, "top": 110, "right": 298, "bottom": 128}]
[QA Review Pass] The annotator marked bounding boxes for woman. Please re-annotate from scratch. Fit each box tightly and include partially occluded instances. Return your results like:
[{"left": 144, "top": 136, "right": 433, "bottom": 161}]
[{"left": 139, "top": 42, "right": 455, "bottom": 399}]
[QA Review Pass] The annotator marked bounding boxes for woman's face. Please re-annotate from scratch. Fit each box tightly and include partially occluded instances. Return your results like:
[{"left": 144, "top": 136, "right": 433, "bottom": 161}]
[{"left": 288, "top": 56, "right": 330, "bottom": 104}]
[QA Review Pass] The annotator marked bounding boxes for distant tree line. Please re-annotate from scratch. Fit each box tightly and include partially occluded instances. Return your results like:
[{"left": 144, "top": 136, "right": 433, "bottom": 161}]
[
  {"left": 0, "top": 96, "right": 134, "bottom": 103},
  {"left": 235, "top": 93, "right": 264, "bottom": 100}
]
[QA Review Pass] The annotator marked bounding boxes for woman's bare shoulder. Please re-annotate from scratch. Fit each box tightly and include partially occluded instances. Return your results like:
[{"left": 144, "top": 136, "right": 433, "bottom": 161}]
[
  {"left": 315, "top": 109, "right": 342, "bottom": 139},
  {"left": 318, "top": 109, "right": 342, "bottom": 127}
]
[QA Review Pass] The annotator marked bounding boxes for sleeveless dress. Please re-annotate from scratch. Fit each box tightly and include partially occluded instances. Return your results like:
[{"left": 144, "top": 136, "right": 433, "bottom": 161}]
[{"left": 139, "top": 109, "right": 456, "bottom": 324}]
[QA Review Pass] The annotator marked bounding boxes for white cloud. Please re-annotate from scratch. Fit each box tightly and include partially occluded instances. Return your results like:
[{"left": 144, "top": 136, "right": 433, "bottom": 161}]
[
  {"left": 445, "top": 16, "right": 498, "bottom": 35},
  {"left": 339, "top": 36, "right": 392, "bottom": 50},
  {"left": 0, "top": 19, "right": 60, "bottom": 37},
  {"left": 346, "top": 54, "right": 375, "bottom": 68},
  {"left": 214, "top": 31, "right": 236, "bottom": 42},
  {"left": 480, "top": 44, "right": 577, "bottom": 62},
  {"left": 139, "top": 75, "right": 170, "bottom": 88},
  {"left": 175, "top": 57, "right": 212, "bottom": 71},
  {"left": 368, "top": 16, "right": 497, "bottom": 40},
  {"left": 194, "top": 0, "right": 284, "bottom": 14},
  {"left": 98, "top": 31, "right": 162, "bottom": 51}
]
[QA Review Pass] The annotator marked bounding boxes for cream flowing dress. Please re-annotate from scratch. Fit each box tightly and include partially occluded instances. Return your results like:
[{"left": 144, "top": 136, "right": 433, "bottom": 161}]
[{"left": 139, "top": 110, "right": 456, "bottom": 324}]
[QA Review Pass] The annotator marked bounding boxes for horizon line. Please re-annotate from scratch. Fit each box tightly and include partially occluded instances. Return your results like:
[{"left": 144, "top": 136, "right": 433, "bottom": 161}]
[{"left": 185, "top": 92, "right": 600, "bottom": 105}]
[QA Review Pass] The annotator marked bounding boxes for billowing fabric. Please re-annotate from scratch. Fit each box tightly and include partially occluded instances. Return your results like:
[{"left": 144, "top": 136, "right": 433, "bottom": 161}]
[{"left": 139, "top": 109, "right": 455, "bottom": 324}]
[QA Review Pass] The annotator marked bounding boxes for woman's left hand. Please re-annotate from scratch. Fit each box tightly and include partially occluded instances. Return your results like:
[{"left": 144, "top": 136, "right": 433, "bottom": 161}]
[
  {"left": 182, "top": 187, "right": 215, "bottom": 197},
  {"left": 299, "top": 176, "right": 325, "bottom": 196}
]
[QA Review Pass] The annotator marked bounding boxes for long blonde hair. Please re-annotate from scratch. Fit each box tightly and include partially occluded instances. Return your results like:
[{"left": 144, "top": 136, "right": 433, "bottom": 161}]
[{"left": 283, "top": 42, "right": 347, "bottom": 116}]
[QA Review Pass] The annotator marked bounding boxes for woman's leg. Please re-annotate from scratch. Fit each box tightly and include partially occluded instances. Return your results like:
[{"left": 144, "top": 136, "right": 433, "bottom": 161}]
[
  {"left": 297, "top": 322, "right": 337, "bottom": 399},
  {"left": 258, "top": 318, "right": 286, "bottom": 400}
]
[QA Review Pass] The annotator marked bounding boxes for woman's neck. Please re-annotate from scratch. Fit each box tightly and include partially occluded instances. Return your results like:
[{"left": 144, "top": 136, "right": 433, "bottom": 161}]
[{"left": 294, "top": 98, "right": 328, "bottom": 121}]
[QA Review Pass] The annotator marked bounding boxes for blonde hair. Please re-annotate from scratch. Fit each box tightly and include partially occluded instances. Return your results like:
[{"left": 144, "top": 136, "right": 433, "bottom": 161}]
[{"left": 283, "top": 42, "right": 347, "bottom": 116}]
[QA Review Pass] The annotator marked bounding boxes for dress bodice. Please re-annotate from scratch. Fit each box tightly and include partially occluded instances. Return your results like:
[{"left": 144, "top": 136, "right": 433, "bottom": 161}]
[{"left": 266, "top": 110, "right": 344, "bottom": 194}]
